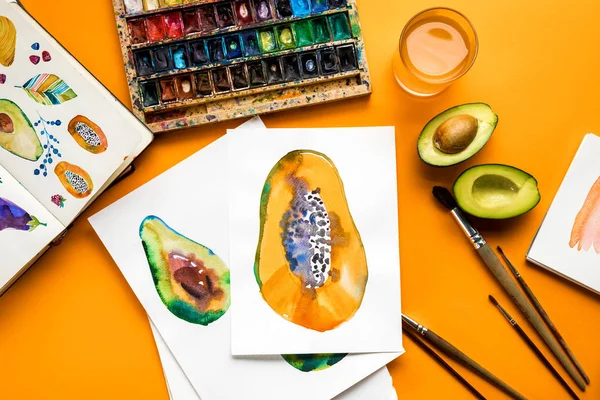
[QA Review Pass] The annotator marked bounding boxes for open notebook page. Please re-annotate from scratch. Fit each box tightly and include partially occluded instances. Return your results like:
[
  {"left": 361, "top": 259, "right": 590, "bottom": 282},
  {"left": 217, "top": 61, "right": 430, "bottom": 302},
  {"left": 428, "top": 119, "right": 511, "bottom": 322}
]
[
  {"left": 0, "top": 164, "right": 63, "bottom": 292},
  {"left": 0, "top": 0, "right": 152, "bottom": 226}
]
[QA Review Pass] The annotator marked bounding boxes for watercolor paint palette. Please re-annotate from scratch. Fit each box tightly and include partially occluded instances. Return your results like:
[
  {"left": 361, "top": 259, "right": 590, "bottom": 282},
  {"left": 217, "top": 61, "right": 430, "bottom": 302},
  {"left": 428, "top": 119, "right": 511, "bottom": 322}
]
[{"left": 113, "top": 0, "right": 371, "bottom": 132}]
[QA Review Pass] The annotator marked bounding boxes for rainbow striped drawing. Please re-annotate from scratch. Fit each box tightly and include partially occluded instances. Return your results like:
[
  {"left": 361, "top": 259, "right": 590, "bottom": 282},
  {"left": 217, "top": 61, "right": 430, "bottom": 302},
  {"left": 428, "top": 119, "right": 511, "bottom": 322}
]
[{"left": 16, "top": 73, "right": 77, "bottom": 106}]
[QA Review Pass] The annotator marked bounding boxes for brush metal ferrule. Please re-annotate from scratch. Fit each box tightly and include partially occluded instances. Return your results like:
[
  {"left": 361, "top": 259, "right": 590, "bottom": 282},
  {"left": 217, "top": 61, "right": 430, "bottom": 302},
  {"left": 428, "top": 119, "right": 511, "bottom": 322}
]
[
  {"left": 450, "top": 208, "right": 486, "bottom": 249},
  {"left": 402, "top": 315, "right": 429, "bottom": 336}
]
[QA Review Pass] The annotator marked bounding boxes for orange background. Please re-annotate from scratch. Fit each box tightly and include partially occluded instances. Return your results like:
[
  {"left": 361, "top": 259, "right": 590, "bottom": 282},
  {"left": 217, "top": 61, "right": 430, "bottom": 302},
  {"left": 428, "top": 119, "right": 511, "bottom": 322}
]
[{"left": 1, "top": 0, "right": 599, "bottom": 399}]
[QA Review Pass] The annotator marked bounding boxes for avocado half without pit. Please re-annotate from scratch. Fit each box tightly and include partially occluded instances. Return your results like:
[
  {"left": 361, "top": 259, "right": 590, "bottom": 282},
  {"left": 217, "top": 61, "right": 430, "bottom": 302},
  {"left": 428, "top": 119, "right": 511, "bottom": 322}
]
[
  {"left": 418, "top": 103, "right": 499, "bottom": 167},
  {"left": 453, "top": 164, "right": 541, "bottom": 219}
]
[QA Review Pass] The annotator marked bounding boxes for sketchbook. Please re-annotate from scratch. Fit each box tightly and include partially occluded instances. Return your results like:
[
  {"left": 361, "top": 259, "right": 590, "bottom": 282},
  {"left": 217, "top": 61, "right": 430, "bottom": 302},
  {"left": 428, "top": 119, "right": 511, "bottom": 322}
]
[
  {"left": 0, "top": 0, "right": 153, "bottom": 294},
  {"left": 528, "top": 134, "right": 600, "bottom": 294}
]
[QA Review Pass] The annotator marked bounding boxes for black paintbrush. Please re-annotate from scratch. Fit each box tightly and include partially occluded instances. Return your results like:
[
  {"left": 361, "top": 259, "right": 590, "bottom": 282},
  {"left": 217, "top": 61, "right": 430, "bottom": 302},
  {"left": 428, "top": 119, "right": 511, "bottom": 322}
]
[
  {"left": 432, "top": 186, "right": 585, "bottom": 391},
  {"left": 497, "top": 246, "right": 590, "bottom": 385},
  {"left": 402, "top": 323, "right": 487, "bottom": 400},
  {"left": 489, "top": 295, "right": 579, "bottom": 400}
]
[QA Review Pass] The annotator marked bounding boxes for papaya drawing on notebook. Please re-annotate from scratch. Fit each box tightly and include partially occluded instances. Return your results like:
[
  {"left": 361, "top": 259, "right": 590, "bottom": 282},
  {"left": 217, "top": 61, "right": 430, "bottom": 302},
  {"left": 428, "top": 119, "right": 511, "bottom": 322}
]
[{"left": 570, "top": 176, "right": 600, "bottom": 254}]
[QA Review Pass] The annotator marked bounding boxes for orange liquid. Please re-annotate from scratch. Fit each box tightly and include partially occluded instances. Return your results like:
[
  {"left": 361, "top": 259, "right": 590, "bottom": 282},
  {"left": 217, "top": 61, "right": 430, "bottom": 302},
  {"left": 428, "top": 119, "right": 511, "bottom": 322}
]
[{"left": 393, "top": 9, "right": 477, "bottom": 96}]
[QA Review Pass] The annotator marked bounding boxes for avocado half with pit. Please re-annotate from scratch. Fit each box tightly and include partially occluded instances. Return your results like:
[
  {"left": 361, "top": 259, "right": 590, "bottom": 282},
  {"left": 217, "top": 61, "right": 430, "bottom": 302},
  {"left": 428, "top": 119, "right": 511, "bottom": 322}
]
[
  {"left": 453, "top": 164, "right": 541, "bottom": 219},
  {"left": 418, "top": 103, "right": 498, "bottom": 167}
]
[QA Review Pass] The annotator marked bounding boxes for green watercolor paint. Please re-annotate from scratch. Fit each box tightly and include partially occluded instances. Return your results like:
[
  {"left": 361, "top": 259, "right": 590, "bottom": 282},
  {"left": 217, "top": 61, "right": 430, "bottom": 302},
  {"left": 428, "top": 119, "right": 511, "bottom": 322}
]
[
  {"left": 310, "top": 17, "right": 331, "bottom": 44},
  {"left": 276, "top": 26, "right": 296, "bottom": 49},
  {"left": 293, "top": 20, "right": 313, "bottom": 47},
  {"left": 329, "top": 13, "right": 351, "bottom": 41},
  {"left": 259, "top": 29, "right": 277, "bottom": 53}
]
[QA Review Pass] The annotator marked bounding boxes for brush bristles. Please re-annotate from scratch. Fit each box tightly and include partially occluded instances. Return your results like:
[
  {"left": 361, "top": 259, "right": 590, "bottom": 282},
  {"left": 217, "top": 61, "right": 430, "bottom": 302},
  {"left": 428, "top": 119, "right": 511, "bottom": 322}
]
[
  {"left": 497, "top": 246, "right": 506, "bottom": 256},
  {"left": 488, "top": 295, "right": 498, "bottom": 306},
  {"left": 432, "top": 186, "right": 458, "bottom": 211}
]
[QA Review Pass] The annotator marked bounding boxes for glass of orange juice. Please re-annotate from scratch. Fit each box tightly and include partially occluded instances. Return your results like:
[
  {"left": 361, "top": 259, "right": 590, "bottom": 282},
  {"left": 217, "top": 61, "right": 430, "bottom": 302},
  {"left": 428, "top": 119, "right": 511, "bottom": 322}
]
[{"left": 393, "top": 8, "right": 478, "bottom": 97}]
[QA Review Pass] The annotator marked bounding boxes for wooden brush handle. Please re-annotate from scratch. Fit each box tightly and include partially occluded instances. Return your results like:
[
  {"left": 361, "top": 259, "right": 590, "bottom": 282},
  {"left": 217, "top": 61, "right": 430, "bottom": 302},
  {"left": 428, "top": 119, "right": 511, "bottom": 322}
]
[
  {"left": 517, "top": 276, "right": 590, "bottom": 384},
  {"left": 477, "top": 244, "right": 586, "bottom": 391},
  {"left": 423, "top": 329, "right": 526, "bottom": 400}
]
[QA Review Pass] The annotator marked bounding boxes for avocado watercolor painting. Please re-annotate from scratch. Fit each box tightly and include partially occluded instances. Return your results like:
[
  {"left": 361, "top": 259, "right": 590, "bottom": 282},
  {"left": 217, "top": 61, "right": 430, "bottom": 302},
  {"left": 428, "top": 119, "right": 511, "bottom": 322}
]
[{"left": 139, "top": 214, "right": 347, "bottom": 371}]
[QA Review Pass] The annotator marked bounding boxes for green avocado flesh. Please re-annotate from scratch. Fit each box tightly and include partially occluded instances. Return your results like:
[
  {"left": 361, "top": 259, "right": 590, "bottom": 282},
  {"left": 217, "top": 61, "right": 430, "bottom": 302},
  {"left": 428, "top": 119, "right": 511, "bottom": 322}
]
[
  {"left": 418, "top": 103, "right": 498, "bottom": 167},
  {"left": 453, "top": 164, "right": 540, "bottom": 219},
  {"left": 139, "top": 216, "right": 230, "bottom": 325},
  {"left": 0, "top": 99, "right": 42, "bottom": 161}
]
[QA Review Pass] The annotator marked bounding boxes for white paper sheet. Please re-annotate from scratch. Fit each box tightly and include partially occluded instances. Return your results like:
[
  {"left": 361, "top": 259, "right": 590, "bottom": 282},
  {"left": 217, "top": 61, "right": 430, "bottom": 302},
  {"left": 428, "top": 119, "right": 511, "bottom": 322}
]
[
  {"left": 528, "top": 133, "right": 600, "bottom": 294},
  {"left": 0, "top": 2, "right": 146, "bottom": 225},
  {"left": 150, "top": 320, "right": 398, "bottom": 400},
  {"left": 227, "top": 127, "right": 403, "bottom": 355},
  {"left": 0, "top": 165, "right": 63, "bottom": 289},
  {"left": 89, "top": 118, "right": 403, "bottom": 400}
]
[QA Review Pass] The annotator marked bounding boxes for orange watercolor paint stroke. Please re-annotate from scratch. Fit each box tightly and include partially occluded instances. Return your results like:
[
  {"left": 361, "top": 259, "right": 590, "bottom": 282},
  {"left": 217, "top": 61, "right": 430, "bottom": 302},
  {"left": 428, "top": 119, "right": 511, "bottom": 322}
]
[{"left": 569, "top": 176, "right": 600, "bottom": 254}]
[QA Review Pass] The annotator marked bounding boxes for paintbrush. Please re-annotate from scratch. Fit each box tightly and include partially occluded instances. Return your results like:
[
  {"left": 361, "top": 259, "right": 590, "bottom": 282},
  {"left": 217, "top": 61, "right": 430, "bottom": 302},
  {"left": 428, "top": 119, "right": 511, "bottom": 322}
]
[
  {"left": 432, "top": 186, "right": 586, "bottom": 391},
  {"left": 402, "top": 322, "right": 487, "bottom": 400},
  {"left": 402, "top": 314, "right": 526, "bottom": 400},
  {"left": 489, "top": 295, "right": 579, "bottom": 400},
  {"left": 497, "top": 246, "right": 590, "bottom": 385}
]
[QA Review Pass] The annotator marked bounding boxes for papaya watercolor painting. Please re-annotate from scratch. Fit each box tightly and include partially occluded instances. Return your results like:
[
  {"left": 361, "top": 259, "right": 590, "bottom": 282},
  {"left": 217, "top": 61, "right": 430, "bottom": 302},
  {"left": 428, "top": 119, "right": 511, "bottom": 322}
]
[
  {"left": 569, "top": 176, "right": 600, "bottom": 254},
  {"left": 0, "top": 197, "right": 46, "bottom": 232},
  {"left": 68, "top": 115, "right": 108, "bottom": 154},
  {"left": 281, "top": 353, "right": 347, "bottom": 372},
  {"left": 254, "top": 150, "right": 368, "bottom": 332},
  {"left": 140, "top": 216, "right": 230, "bottom": 325}
]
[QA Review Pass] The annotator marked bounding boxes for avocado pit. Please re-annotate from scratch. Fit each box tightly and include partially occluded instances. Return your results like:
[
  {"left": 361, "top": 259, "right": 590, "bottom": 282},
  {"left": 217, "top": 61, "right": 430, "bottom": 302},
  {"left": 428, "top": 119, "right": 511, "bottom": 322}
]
[
  {"left": 434, "top": 114, "right": 478, "bottom": 154},
  {"left": 0, "top": 113, "right": 14, "bottom": 133}
]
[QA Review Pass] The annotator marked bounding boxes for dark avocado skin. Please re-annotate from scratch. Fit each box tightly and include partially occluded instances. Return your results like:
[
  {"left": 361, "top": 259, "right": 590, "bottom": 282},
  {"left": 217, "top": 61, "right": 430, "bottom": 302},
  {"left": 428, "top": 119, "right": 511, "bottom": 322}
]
[{"left": 417, "top": 103, "right": 499, "bottom": 167}]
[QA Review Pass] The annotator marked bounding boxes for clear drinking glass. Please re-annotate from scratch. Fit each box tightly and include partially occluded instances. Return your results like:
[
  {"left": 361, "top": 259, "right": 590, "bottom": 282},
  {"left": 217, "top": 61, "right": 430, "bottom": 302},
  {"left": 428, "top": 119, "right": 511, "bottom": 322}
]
[{"left": 393, "top": 8, "right": 478, "bottom": 97}]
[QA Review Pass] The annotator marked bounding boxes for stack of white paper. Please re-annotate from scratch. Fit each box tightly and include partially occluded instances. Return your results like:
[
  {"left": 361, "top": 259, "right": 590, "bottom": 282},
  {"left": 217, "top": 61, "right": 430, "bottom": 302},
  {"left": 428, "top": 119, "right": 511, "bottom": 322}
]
[{"left": 89, "top": 117, "right": 404, "bottom": 399}]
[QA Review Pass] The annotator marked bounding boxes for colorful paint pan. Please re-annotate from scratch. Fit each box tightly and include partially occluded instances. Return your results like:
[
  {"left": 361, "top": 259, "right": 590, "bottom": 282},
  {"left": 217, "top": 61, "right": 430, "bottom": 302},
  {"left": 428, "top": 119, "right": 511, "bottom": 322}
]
[
  {"left": 163, "top": 12, "right": 184, "bottom": 39},
  {"left": 258, "top": 28, "right": 277, "bottom": 53},
  {"left": 281, "top": 54, "right": 300, "bottom": 81},
  {"left": 195, "top": 71, "right": 213, "bottom": 96},
  {"left": 293, "top": 20, "right": 313, "bottom": 46},
  {"left": 224, "top": 35, "right": 243, "bottom": 59},
  {"left": 234, "top": 0, "right": 254, "bottom": 25},
  {"left": 336, "top": 44, "right": 357, "bottom": 71},
  {"left": 159, "top": 0, "right": 182, "bottom": 6},
  {"left": 319, "top": 47, "right": 339, "bottom": 74},
  {"left": 134, "top": 50, "right": 155, "bottom": 76},
  {"left": 275, "top": 0, "right": 293, "bottom": 18},
  {"left": 182, "top": 10, "right": 201, "bottom": 35},
  {"left": 216, "top": 3, "right": 235, "bottom": 28},
  {"left": 329, "top": 13, "right": 351, "bottom": 40},
  {"left": 328, "top": 0, "right": 347, "bottom": 8},
  {"left": 207, "top": 38, "right": 226, "bottom": 62},
  {"left": 300, "top": 52, "right": 319, "bottom": 77},
  {"left": 276, "top": 25, "right": 295, "bottom": 49},
  {"left": 199, "top": 6, "right": 218, "bottom": 31},
  {"left": 159, "top": 78, "right": 178, "bottom": 102},
  {"left": 242, "top": 31, "right": 260, "bottom": 56},
  {"left": 290, "top": 0, "right": 311, "bottom": 17},
  {"left": 253, "top": 0, "right": 274, "bottom": 21},
  {"left": 170, "top": 44, "right": 189, "bottom": 69},
  {"left": 140, "top": 81, "right": 159, "bottom": 107},
  {"left": 310, "top": 17, "right": 331, "bottom": 43},
  {"left": 212, "top": 68, "right": 231, "bottom": 92},
  {"left": 189, "top": 40, "right": 209, "bottom": 65},
  {"left": 264, "top": 58, "right": 283, "bottom": 84},
  {"left": 229, "top": 64, "right": 249, "bottom": 89},
  {"left": 312, "top": 0, "right": 328, "bottom": 12},
  {"left": 152, "top": 46, "right": 172, "bottom": 71},
  {"left": 176, "top": 75, "right": 195, "bottom": 100},
  {"left": 247, "top": 61, "right": 266, "bottom": 87},
  {"left": 128, "top": 19, "right": 147, "bottom": 44},
  {"left": 146, "top": 15, "right": 167, "bottom": 42}
]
